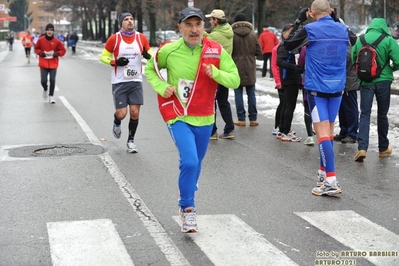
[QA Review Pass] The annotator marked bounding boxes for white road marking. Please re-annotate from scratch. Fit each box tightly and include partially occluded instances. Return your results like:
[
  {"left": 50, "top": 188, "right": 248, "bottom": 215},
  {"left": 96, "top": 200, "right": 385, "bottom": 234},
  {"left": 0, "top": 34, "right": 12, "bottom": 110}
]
[
  {"left": 47, "top": 219, "right": 134, "bottom": 266},
  {"left": 60, "top": 97, "right": 190, "bottom": 266},
  {"left": 173, "top": 214, "right": 299, "bottom": 266},
  {"left": 295, "top": 210, "right": 399, "bottom": 266}
]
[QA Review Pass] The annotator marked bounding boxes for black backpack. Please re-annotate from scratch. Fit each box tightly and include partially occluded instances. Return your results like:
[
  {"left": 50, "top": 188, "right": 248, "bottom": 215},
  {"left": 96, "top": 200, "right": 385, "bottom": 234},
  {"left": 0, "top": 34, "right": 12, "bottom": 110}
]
[{"left": 355, "top": 33, "right": 387, "bottom": 82}]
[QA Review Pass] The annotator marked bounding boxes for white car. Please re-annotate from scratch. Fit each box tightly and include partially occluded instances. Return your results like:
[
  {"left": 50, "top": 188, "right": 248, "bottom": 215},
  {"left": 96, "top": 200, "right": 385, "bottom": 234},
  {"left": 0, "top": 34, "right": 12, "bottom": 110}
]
[{"left": 155, "top": 31, "right": 180, "bottom": 46}]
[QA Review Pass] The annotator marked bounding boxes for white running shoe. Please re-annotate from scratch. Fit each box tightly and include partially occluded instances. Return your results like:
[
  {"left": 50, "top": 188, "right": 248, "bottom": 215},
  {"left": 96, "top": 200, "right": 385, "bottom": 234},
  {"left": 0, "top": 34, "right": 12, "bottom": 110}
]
[
  {"left": 126, "top": 140, "right": 138, "bottom": 153},
  {"left": 281, "top": 133, "right": 302, "bottom": 142},
  {"left": 312, "top": 180, "right": 342, "bottom": 196},
  {"left": 49, "top": 96, "right": 56, "bottom": 104},
  {"left": 272, "top": 126, "right": 279, "bottom": 135},
  {"left": 179, "top": 207, "right": 198, "bottom": 233},
  {"left": 304, "top": 136, "right": 315, "bottom": 146},
  {"left": 317, "top": 170, "right": 326, "bottom": 187},
  {"left": 43, "top": 91, "right": 48, "bottom": 99}
]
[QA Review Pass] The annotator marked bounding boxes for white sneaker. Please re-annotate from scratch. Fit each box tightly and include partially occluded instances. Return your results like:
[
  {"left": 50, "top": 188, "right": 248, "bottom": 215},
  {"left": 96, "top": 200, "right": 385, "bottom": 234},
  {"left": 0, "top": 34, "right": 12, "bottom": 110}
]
[
  {"left": 281, "top": 133, "right": 302, "bottom": 142},
  {"left": 272, "top": 126, "right": 279, "bottom": 135},
  {"left": 49, "top": 96, "right": 56, "bottom": 104},
  {"left": 312, "top": 180, "right": 342, "bottom": 196},
  {"left": 317, "top": 170, "right": 326, "bottom": 187},
  {"left": 179, "top": 207, "right": 198, "bottom": 233},
  {"left": 304, "top": 136, "right": 315, "bottom": 146},
  {"left": 127, "top": 140, "right": 138, "bottom": 153},
  {"left": 43, "top": 91, "right": 48, "bottom": 99}
]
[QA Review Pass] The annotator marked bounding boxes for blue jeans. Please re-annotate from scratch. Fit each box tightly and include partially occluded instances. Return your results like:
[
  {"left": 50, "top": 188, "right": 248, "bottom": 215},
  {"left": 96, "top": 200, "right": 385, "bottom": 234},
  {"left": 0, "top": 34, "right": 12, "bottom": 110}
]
[
  {"left": 338, "top": 90, "right": 359, "bottom": 139},
  {"left": 234, "top": 85, "right": 257, "bottom": 121},
  {"left": 40, "top": 68, "right": 57, "bottom": 96},
  {"left": 358, "top": 81, "right": 391, "bottom": 152}
]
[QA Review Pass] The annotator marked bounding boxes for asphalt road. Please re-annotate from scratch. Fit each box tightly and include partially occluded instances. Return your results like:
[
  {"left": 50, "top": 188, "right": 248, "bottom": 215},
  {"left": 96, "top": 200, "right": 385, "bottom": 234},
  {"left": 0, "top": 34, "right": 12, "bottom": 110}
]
[{"left": 0, "top": 42, "right": 398, "bottom": 266}]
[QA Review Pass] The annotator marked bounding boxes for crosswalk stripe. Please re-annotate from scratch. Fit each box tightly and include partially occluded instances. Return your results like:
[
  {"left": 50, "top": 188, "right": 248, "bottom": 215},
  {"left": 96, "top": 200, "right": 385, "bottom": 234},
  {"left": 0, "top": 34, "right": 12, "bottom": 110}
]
[
  {"left": 173, "top": 214, "right": 298, "bottom": 266},
  {"left": 295, "top": 210, "right": 399, "bottom": 266},
  {"left": 47, "top": 219, "right": 135, "bottom": 266},
  {"left": 60, "top": 97, "right": 190, "bottom": 266}
]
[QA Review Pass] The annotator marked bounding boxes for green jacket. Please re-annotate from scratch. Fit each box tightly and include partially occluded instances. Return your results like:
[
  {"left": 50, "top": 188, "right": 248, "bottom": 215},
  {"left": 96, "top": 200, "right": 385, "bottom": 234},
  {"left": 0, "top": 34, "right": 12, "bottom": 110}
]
[
  {"left": 352, "top": 18, "right": 399, "bottom": 84},
  {"left": 205, "top": 23, "right": 234, "bottom": 55},
  {"left": 144, "top": 38, "right": 240, "bottom": 126}
]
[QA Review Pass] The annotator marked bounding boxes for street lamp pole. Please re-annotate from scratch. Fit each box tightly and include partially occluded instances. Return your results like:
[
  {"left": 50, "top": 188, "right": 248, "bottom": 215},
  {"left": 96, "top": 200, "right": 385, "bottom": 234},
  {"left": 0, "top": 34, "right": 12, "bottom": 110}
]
[
  {"left": 384, "top": 0, "right": 386, "bottom": 20},
  {"left": 24, "top": 5, "right": 26, "bottom": 30}
]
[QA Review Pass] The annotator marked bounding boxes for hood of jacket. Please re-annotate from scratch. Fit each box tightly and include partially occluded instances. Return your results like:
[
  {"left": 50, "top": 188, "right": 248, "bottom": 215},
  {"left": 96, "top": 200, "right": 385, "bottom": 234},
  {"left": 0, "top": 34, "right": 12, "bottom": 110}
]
[
  {"left": 366, "top": 18, "right": 391, "bottom": 36},
  {"left": 208, "top": 23, "right": 234, "bottom": 54},
  {"left": 231, "top": 21, "right": 254, "bottom": 37}
]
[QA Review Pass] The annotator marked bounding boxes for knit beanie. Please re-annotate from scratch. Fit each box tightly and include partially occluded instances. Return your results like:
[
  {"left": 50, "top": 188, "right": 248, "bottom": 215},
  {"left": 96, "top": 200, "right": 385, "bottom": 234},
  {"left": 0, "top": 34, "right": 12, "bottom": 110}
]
[
  {"left": 234, "top": 13, "right": 246, "bottom": 22},
  {"left": 119, "top": 13, "right": 133, "bottom": 27},
  {"left": 45, "top": 23, "right": 54, "bottom": 30}
]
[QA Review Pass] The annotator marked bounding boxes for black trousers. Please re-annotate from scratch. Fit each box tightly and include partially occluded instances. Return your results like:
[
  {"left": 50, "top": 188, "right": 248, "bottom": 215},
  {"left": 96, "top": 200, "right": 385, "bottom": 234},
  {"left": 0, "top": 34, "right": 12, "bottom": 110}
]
[
  {"left": 212, "top": 84, "right": 235, "bottom": 135},
  {"left": 262, "top": 53, "right": 273, "bottom": 78},
  {"left": 280, "top": 84, "right": 299, "bottom": 134}
]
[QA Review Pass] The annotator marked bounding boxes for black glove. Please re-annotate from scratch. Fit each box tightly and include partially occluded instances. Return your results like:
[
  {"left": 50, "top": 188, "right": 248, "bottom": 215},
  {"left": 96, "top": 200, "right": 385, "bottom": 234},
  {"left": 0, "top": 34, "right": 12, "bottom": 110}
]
[
  {"left": 39, "top": 52, "right": 46, "bottom": 58},
  {"left": 295, "top": 7, "right": 309, "bottom": 24},
  {"left": 142, "top": 49, "right": 151, "bottom": 59},
  {"left": 294, "top": 65, "right": 305, "bottom": 74},
  {"left": 53, "top": 51, "right": 59, "bottom": 57},
  {"left": 330, "top": 9, "right": 340, "bottom": 22},
  {"left": 116, "top": 57, "right": 129, "bottom": 66}
]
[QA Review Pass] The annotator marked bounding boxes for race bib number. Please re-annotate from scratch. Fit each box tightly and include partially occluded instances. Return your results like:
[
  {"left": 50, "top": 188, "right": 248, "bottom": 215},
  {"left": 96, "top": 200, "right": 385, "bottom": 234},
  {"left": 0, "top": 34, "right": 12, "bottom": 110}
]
[
  {"left": 177, "top": 78, "right": 194, "bottom": 103},
  {"left": 44, "top": 51, "right": 54, "bottom": 59},
  {"left": 123, "top": 66, "right": 139, "bottom": 79}
]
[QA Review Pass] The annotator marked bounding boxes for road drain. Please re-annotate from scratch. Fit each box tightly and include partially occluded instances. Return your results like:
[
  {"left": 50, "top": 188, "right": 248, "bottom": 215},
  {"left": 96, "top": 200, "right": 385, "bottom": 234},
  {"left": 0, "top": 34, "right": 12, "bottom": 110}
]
[{"left": 7, "top": 144, "right": 104, "bottom": 158}]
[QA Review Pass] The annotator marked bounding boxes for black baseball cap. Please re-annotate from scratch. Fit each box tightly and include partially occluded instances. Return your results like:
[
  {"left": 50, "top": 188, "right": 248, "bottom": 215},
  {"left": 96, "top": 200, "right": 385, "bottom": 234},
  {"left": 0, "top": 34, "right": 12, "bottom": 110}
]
[
  {"left": 282, "top": 23, "right": 294, "bottom": 32},
  {"left": 179, "top": 7, "right": 205, "bottom": 24}
]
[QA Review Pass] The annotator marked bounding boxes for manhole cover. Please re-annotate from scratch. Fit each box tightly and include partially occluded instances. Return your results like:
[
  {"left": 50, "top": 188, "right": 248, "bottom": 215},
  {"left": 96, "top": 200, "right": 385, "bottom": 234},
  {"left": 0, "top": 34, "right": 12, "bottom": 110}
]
[
  {"left": 33, "top": 146, "right": 87, "bottom": 156},
  {"left": 7, "top": 144, "right": 104, "bottom": 158}
]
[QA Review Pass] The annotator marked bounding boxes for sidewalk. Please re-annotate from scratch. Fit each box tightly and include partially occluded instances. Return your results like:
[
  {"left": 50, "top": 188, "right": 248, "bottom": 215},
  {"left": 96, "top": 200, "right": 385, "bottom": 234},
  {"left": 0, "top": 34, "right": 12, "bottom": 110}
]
[{"left": 77, "top": 40, "right": 399, "bottom": 95}]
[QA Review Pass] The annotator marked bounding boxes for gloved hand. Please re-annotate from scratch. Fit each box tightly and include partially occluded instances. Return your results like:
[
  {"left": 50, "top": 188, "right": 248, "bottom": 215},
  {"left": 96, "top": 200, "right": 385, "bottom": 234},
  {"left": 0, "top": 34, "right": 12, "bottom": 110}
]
[
  {"left": 142, "top": 49, "right": 151, "bottom": 59},
  {"left": 294, "top": 65, "right": 305, "bottom": 74},
  {"left": 39, "top": 52, "right": 46, "bottom": 58},
  {"left": 330, "top": 9, "right": 340, "bottom": 22},
  {"left": 295, "top": 7, "right": 309, "bottom": 24},
  {"left": 116, "top": 57, "right": 129, "bottom": 66},
  {"left": 53, "top": 51, "right": 59, "bottom": 57}
]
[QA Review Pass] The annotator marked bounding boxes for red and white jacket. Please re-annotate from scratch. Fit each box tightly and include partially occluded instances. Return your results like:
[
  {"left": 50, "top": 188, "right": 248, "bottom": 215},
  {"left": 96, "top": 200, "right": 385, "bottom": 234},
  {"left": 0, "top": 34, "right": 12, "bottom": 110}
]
[{"left": 154, "top": 38, "right": 222, "bottom": 122}]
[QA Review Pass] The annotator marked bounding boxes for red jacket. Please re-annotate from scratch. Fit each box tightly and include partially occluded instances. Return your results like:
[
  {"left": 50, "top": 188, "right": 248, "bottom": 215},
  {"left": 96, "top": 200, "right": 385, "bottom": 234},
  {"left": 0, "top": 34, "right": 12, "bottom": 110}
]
[
  {"left": 22, "top": 35, "right": 34, "bottom": 48},
  {"left": 271, "top": 44, "right": 281, "bottom": 87},
  {"left": 258, "top": 29, "right": 279, "bottom": 54},
  {"left": 156, "top": 37, "right": 221, "bottom": 122},
  {"left": 35, "top": 36, "right": 66, "bottom": 69}
]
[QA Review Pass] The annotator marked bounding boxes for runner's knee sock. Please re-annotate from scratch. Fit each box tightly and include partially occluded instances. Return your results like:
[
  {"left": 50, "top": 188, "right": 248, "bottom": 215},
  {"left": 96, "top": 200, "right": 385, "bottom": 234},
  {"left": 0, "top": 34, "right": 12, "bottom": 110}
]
[
  {"left": 318, "top": 137, "right": 336, "bottom": 184},
  {"left": 114, "top": 113, "right": 121, "bottom": 125},
  {"left": 128, "top": 118, "right": 138, "bottom": 141}
]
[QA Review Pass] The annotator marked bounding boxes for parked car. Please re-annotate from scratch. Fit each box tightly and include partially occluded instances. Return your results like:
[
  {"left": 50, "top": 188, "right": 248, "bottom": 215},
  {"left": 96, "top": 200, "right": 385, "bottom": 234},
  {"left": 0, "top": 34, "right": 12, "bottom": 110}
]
[
  {"left": 142, "top": 31, "right": 150, "bottom": 40},
  {"left": 268, "top": 26, "right": 281, "bottom": 41},
  {"left": 155, "top": 30, "right": 180, "bottom": 46}
]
